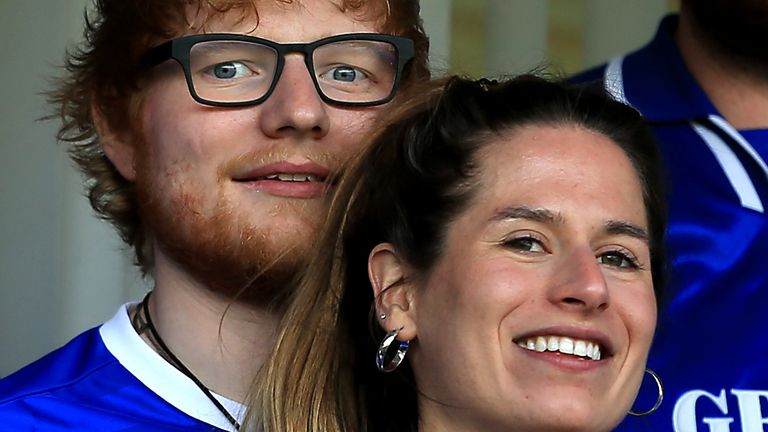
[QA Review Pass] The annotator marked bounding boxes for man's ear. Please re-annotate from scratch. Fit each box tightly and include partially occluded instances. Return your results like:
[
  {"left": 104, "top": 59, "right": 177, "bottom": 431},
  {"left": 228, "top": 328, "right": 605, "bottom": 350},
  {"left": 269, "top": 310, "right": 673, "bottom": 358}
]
[
  {"left": 92, "top": 105, "right": 137, "bottom": 181},
  {"left": 368, "top": 243, "right": 418, "bottom": 341}
]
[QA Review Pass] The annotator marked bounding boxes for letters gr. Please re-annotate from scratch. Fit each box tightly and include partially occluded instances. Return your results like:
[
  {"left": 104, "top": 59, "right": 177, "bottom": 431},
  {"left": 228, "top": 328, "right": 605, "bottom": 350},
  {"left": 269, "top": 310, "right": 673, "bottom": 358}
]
[{"left": 673, "top": 388, "right": 768, "bottom": 432}]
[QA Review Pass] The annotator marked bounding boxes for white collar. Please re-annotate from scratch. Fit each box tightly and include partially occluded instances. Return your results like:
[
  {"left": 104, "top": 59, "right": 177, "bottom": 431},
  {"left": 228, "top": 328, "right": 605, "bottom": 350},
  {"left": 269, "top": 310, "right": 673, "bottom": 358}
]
[{"left": 100, "top": 302, "right": 246, "bottom": 431}]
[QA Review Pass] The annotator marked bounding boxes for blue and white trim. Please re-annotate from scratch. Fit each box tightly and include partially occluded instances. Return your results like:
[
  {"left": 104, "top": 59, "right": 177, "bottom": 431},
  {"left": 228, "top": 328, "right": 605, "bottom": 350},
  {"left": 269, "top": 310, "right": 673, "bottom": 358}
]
[
  {"left": 100, "top": 304, "right": 246, "bottom": 432},
  {"left": 602, "top": 60, "right": 766, "bottom": 214}
]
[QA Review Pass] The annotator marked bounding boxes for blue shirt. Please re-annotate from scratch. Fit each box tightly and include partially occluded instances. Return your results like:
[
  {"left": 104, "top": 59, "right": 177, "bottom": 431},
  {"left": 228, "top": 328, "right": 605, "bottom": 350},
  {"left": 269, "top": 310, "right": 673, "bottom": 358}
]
[
  {"left": 572, "top": 15, "right": 768, "bottom": 432},
  {"left": 0, "top": 304, "right": 245, "bottom": 431}
]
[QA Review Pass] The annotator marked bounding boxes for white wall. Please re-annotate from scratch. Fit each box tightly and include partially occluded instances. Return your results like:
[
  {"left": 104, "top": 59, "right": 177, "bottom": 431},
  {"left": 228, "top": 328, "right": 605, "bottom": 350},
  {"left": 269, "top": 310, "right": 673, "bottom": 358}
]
[
  {"left": 421, "top": 0, "right": 452, "bottom": 74},
  {"left": 486, "top": 0, "right": 549, "bottom": 76},
  {"left": 0, "top": 0, "right": 146, "bottom": 376},
  {"left": 583, "top": 0, "right": 668, "bottom": 68},
  {"left": 0, "top": 0, "right": 670, "bottom": 376}
]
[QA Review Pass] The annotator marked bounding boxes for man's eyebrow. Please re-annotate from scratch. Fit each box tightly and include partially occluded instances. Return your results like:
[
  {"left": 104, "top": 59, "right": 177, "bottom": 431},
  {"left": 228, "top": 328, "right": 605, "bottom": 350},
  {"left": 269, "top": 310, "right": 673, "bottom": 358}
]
[
  {"left": 604, "top": 220, "right": 649, "bottom": 243},
  {"left": 489, "top": 206, "right": 564, "bottom": 224}
]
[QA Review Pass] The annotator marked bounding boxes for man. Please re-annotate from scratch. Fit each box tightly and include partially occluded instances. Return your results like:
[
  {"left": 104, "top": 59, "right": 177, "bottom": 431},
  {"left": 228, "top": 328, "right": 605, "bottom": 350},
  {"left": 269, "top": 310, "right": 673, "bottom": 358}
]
[
  {"left": 571, "top": 0, "right": 767, "bottom": 430},
  {"left": 0, "top": 0, "right": 429, "bottom": 430}
]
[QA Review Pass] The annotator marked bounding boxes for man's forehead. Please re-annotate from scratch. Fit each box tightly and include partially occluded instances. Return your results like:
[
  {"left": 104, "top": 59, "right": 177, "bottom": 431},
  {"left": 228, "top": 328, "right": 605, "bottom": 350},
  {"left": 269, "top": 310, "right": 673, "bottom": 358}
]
[{"left": 180, "top": 0, "right": 387, "bottom": 37}]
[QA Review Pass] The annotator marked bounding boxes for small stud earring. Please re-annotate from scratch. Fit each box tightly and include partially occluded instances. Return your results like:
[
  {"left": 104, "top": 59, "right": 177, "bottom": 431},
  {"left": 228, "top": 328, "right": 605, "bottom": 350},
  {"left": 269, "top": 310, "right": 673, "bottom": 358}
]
[{"left": 379, "top": 313, "right": 387, "bottom": 320}]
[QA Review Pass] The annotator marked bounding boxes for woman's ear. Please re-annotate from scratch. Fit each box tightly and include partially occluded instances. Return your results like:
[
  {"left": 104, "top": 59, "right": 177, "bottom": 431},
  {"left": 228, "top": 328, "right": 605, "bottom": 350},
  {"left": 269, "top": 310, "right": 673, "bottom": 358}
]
[
  {"left": 92, "top": 105, "right": 137, "bottom": 181},
  {"left": 369, "top": 243, "right": 418, "bottom": 341}
]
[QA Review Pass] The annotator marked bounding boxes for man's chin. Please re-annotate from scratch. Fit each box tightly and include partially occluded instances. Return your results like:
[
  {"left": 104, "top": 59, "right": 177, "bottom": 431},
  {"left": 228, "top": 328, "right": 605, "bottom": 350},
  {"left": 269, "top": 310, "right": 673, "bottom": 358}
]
[
  {"left": 136, "top": 167, "right": 319, "bottom": 308},
  {"left": 158, "top": 232, "right": 310, "bottom": 309},
  {"left": 145, "top": 196, "right": 317, "bottom": 308}
]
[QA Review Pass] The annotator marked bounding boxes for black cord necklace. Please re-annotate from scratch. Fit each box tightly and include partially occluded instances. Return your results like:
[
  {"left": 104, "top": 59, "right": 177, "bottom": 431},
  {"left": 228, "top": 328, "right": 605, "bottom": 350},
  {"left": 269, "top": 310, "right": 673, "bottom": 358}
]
[{"left": 138, "top": 292, "right": 241, "bottom": 430}]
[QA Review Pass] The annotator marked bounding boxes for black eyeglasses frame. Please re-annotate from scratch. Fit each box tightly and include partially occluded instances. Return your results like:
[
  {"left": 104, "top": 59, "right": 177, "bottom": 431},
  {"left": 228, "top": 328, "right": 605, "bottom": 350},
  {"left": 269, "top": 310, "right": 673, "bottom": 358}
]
[{"left": 141, "top": 32, "right": 415, "bottom": 108}]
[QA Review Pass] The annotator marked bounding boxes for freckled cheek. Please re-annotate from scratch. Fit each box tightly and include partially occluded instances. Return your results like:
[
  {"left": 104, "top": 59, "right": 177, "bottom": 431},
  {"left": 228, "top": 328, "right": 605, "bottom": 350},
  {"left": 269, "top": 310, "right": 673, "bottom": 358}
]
[
  {"left": 332, "top": 109, "right": 381, "bottom": 150},
  {"left": 147, "top": 114, "right": 230, "bottom": 170},
  {"left": 139, "top": 143, "right": 220, "bottom": 195},
  {"left": 142, "top": 88, "right": 239, "bottom": 163}
]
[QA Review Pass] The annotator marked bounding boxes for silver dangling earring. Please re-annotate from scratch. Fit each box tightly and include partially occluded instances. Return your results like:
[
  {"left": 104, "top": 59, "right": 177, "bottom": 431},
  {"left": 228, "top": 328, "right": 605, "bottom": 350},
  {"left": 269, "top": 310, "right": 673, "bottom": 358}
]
[
  {"left": 628, "top": 368, "right": 664, "bottom": 416},
  {"left": 375, "top": 328, "right": 409, "bottom": 372}
]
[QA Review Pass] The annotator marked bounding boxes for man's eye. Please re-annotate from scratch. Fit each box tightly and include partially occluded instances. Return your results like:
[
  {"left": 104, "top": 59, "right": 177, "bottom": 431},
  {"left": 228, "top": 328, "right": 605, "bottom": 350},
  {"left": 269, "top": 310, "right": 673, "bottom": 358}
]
[
  {"left": 324, "top": 66, "right": 366, "bottom": 83},
  {"left": 209, "top": 62, "right": 251, "bottom": 79},
  {"left": 502, "top": 236, "right": 545, "bottom": 253},
  {"left": 597, "top": 251, "right": 640, "bottom": 269}
]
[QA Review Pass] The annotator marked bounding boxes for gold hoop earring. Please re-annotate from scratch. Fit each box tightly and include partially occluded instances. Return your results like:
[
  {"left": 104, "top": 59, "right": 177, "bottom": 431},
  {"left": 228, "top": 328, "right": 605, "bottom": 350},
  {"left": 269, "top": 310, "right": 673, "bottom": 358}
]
[{"left": 628, "top": 368, "right": 664, "bottom": 416}]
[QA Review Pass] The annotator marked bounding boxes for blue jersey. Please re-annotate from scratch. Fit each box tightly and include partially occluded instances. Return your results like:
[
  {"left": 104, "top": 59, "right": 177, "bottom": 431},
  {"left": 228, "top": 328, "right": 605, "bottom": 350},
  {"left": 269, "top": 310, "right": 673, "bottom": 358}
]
[
  {"left": 572, "top": 15, "right": 768, "bottom": 432},
  {"left": 0, "top": 304, "right": 245, "bottom": 431}
]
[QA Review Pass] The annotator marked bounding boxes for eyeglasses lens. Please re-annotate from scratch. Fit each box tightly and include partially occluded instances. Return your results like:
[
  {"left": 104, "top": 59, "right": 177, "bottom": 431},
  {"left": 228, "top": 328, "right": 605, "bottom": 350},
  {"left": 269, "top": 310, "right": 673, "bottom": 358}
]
[
  {"left": 312, "top": 40, "right": 398, "bottom": 104},
  {"left": 188, "top": 39, "right": 398, "bottom": 105},
  {"left": 189, "top": 41, "right": 278, "bottom": 104}
]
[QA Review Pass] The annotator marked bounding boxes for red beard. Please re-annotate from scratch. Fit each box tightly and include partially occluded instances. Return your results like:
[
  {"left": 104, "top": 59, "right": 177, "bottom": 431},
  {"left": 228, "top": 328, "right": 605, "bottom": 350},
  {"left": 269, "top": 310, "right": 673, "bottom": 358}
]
[{"left": 133, "top": 150, "right": 326, "bottom": 308}]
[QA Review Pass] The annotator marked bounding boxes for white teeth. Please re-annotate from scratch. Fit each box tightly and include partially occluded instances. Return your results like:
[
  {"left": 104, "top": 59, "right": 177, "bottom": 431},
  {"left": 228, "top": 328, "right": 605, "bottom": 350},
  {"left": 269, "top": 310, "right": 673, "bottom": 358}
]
[
  {"left": 574, "top": 340, "right": 587, "bottom": 356},
  {"left": 265, "top": 173, "right": 320, "bottom": 182},
  {"left": 559, "top": 337, "right": 574, "bottom": 354},
  {"left": 517, "top": 335, "right": 604, "bottom": 360},
  {"left": 547, "top": 336, "right": 559, "bottom": 352}
]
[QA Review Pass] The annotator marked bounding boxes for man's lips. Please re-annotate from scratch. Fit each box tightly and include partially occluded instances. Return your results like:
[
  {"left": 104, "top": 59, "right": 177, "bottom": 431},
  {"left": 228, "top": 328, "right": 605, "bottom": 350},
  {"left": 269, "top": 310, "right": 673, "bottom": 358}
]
[
  {"left": 232, "top": 162, "right": 334, "bottom": 199},
  {"left": 232, "top": 161, "right": 332, "bottom": 182}
]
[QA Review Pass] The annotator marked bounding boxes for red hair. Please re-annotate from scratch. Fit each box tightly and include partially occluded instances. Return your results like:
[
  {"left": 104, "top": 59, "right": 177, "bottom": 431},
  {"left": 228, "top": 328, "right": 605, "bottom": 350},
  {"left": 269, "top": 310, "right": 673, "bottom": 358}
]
[{"left": 49, "top": 0, "right": 429, "bottom": 274}]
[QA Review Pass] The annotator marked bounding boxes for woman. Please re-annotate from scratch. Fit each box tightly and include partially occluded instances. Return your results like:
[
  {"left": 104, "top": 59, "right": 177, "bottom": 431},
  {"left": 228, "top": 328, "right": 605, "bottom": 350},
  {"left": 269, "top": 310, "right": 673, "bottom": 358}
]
[{"left": 248, "top": 75, "right": 667, "bottom": 431}]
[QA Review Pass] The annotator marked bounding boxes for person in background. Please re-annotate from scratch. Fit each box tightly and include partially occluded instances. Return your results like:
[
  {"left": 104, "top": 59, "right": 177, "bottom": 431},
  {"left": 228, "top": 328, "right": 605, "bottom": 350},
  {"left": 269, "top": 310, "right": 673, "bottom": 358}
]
[
  {"left": 570, "top": 0, "right": 768, "bottom": 430},
  {"left": 0, "top": 1, "right": 428, "bottom": 430},
  {"left": 249, "top": 75, "right": 668, "bottom": 432}
]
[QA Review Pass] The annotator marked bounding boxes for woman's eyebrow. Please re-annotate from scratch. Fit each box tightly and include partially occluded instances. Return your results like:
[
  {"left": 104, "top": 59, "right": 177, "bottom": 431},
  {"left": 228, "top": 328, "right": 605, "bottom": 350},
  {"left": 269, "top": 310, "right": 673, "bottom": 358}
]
[
  {"left": 604, "top": 220, "right": 649, "bottom": 243},
  {"left": 490, "top": 206, "right": 564, "bottom": 225},
  {"left": 490, "top": 207, "right": 649, "bottom": 242}
]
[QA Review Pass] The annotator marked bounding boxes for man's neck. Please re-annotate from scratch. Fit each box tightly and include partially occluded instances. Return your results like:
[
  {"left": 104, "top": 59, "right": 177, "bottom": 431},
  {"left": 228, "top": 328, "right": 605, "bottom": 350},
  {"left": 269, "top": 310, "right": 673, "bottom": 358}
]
[
  {"left": 145, "top": 251, "right": 280, "bottom": 402},
  {"left": 676, "top": 11, "right": 768, "bottom": 130}
]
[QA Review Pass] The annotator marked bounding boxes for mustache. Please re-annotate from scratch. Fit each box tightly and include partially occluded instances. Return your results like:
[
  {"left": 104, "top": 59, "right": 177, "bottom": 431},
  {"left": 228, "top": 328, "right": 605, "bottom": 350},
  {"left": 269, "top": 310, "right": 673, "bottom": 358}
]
[{"left": 219, "top": 148, "right": 348, "bottom": 180}]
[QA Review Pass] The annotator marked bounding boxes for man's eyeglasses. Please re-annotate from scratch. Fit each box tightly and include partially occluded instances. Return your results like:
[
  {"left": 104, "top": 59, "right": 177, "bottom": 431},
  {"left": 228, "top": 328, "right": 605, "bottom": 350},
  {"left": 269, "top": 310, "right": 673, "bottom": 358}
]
[{"left": 141, "top": 33, "right": 415, "bottom": 108}]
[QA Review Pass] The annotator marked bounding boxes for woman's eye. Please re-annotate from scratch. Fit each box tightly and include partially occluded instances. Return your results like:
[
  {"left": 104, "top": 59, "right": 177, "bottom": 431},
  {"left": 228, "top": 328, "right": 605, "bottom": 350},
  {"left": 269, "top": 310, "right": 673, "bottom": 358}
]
[
  {"left": 208, "top": 61, "right": 251, "bottom": 79},
  {"left": 597, "top": 251, "right": 640, "bottom": 269},
  {"left": 502, "top": 236, "right": 545, "bottom": 253}
]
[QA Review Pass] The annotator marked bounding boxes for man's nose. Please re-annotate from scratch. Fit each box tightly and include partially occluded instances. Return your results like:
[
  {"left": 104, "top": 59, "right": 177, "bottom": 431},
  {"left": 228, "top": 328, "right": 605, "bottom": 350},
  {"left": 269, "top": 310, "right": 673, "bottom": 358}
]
[{"left": 258, "top": 55, "right": 330, "bottom": 140}]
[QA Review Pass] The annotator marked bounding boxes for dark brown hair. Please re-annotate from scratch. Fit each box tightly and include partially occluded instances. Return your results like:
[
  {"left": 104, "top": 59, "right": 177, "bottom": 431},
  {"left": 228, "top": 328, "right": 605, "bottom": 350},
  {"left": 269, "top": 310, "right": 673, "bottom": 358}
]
[{"left": 253, "top": 74, "right": 667, "bottom": 431}]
